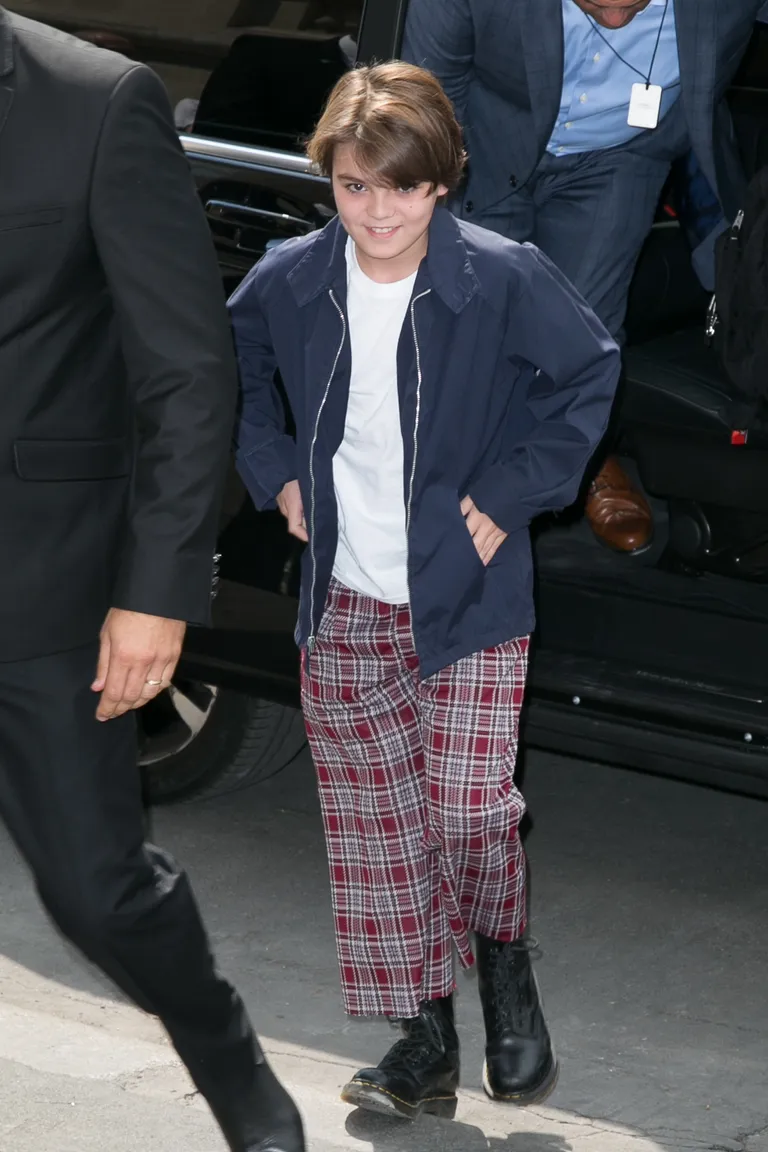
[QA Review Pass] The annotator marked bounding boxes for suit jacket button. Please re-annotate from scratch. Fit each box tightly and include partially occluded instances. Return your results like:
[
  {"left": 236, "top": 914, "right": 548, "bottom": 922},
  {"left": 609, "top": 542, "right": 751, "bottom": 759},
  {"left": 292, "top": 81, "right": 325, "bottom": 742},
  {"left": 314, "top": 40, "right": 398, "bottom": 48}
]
[
  {"left": 465, "top": 200, "right": 474, "bottom": 213},
  {"left": 509, "top": 175, "right": 518, "bottom": 187}
]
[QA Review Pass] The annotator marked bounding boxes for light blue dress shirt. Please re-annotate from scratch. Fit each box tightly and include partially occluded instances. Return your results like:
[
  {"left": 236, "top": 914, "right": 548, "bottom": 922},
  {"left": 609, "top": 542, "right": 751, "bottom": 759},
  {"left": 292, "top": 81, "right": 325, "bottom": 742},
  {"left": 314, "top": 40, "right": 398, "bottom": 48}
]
[{"left": 548, "top": 0, "right": 681, "bottom": 156}]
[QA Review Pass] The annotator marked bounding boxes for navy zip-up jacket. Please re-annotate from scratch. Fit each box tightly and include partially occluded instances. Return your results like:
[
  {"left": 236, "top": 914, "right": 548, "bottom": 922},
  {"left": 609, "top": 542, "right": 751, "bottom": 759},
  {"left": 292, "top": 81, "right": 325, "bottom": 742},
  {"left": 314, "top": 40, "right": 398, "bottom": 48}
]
[{"left": 229, "top": 207, "right": 621, "bottom": 679}]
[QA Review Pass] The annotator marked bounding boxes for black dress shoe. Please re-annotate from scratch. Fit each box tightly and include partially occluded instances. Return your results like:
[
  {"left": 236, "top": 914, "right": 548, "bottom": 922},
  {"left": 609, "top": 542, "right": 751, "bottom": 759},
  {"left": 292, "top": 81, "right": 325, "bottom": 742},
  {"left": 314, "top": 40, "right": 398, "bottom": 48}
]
[
  {"left": 209, "top": 1058, "right": 306, "bottom": 1152},
  {"left": 476, "top": 935, "right": 558, "bottom": 1106},
  {"left": 341, "top": 997, "right": 460, "bottom": 1120}
]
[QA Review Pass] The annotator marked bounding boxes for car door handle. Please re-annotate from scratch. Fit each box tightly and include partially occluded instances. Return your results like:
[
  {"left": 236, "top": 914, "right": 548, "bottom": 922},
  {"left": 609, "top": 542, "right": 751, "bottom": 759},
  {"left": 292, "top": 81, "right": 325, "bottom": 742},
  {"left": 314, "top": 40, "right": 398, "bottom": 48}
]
[{"left": 205, "top": 199, "right": 314, "bottom": 236}]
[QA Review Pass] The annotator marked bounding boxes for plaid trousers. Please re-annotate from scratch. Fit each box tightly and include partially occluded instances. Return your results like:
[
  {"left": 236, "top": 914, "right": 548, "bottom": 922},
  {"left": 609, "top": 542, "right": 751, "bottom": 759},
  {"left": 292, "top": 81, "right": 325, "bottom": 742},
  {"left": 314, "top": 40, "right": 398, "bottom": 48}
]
[{"left": 301, "top": 578, "right": 529, "bottom": 1019}]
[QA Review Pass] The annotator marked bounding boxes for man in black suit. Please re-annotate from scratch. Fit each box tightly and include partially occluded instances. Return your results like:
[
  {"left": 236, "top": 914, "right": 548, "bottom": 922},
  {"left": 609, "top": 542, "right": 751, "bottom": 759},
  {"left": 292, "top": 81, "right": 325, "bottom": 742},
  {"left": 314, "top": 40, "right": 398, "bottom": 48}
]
[{"left": 0, "top": 9, "right": 303, "bottom": 1151}]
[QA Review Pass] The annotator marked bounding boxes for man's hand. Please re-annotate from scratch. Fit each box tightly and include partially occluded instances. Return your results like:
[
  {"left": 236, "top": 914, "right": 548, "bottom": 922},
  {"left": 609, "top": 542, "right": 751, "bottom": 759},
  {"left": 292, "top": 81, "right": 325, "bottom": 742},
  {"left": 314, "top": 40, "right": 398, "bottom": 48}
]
[
  {"left": 277, "top": 479, "right": 308, "bottom": 542},
  {"left": 461, "top": 496, "right": 508, "bottom": 566},
  {"left": 92, "top": 608, "right": 187, "bottom": 721}
]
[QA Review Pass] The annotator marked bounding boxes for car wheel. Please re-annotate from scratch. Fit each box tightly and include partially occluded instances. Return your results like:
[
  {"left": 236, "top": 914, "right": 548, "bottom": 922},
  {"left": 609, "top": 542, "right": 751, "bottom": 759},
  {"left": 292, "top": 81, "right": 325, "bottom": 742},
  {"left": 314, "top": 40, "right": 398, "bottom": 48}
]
[{"left": 138, "top": 678, "right": 307, "bottom": 804}]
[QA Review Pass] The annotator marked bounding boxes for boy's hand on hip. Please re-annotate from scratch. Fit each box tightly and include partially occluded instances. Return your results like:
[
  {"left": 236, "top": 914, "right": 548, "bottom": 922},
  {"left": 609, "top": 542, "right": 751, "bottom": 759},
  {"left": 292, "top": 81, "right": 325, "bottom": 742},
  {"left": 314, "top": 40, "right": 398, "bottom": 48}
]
[
  {"left": 461, "top": 496, "right": 508, "bottom": 566},
  {"left": 277, "top": 479, "right": 309, "bottom": 542},
  {"left": 92, "top": 609, "right": 186, "bottom": 721}
]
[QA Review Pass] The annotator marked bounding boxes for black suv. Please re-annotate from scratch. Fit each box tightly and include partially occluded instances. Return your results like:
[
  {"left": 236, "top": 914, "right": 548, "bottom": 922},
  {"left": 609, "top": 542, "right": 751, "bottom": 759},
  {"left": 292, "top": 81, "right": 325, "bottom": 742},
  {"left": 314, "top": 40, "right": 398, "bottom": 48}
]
[{"left": 24, "top": 1, "right": 768, "bottom": 802}]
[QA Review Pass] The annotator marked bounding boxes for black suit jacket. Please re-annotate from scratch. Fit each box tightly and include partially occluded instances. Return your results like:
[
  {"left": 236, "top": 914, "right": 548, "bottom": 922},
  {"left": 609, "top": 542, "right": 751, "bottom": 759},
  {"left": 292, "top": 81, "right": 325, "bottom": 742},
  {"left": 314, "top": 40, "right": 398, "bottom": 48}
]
[{"left": 0, "top": 9, "right": 237, "bottom": 662}]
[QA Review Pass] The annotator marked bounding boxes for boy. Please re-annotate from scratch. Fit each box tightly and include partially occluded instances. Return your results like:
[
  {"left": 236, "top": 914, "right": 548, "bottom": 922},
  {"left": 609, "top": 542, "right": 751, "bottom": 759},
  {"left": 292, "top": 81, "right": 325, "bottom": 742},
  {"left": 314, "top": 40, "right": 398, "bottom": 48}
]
[{"left": 229, "top": 62, "right": 621, "bottom": 1121}]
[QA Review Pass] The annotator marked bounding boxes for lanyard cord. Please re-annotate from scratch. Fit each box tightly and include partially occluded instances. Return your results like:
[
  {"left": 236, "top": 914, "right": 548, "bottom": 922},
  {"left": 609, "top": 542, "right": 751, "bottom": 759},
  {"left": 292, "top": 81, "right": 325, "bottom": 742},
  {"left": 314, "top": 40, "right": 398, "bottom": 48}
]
[{"left": 585, "top": 0, "right": 671, "bottom": 88}]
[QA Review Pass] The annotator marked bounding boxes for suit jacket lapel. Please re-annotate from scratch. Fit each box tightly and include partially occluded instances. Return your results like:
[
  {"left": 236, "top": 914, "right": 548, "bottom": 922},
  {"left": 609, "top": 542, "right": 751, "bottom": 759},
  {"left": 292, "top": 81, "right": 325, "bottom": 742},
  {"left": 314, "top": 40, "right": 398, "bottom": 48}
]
[
  {"left": 519, "top": 0, "right": 564, "bottom": 149},
  {"left": 0, "top": 7, "right": 15, "bottom": 137},
  {"left": 0, "top": 81, "right": 13, "bottom": 138},
  {"left": 674, "top": 0, "right": 717, "bottom": 120}
]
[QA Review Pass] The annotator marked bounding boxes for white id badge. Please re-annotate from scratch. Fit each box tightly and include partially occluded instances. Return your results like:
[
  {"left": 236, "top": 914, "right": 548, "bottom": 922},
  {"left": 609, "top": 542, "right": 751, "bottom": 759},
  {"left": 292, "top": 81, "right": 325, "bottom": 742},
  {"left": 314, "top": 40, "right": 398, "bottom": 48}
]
[{"left": 627, "top": 83, "right": 662, "bottom": 129}]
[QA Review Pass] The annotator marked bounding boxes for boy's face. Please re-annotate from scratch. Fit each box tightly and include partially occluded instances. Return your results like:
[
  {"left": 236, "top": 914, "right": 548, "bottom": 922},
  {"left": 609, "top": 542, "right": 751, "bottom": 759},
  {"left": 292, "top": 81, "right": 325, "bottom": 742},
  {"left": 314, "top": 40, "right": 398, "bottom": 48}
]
[{"left": 332, "top": 144, "right": 448, "bottom": 281}]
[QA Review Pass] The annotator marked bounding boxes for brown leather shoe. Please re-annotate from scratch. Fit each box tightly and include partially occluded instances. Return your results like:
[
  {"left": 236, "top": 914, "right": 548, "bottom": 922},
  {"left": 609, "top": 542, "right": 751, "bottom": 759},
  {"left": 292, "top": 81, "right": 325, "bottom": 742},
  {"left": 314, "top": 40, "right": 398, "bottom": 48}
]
[{"left": 585, "top": 457, "right": 653, "bottom": 553}]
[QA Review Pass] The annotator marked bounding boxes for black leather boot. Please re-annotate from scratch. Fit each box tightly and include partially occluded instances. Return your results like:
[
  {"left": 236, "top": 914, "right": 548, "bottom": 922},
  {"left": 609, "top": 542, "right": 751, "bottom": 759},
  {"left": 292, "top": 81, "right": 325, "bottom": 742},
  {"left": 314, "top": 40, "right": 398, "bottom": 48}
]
[
  {"left": 476, "top": 934, "right": 558, "bottom": 1106},
  {"left": 208, "top": 1058, "right": 306, "bottom": 1152},
  {"left": 341, "top": 997, "right": 460, "bottom": 1120},
  {"left": 171, "top": 1006, "right": 305, "bottom": 1152}
]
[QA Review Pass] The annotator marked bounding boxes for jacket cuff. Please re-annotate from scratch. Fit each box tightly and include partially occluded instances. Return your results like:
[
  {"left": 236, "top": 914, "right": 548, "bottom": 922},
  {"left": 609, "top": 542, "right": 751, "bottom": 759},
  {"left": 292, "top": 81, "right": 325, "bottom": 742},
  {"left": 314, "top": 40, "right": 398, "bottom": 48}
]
[
  {"left": 469, "top": 466, "right": 532, "bottom": 536},
  {"left": 111, "top": 548, "right": 216, "bottom": 627},
  {"left": 236, "top": 433, "right": 297, "bottom": 511}
]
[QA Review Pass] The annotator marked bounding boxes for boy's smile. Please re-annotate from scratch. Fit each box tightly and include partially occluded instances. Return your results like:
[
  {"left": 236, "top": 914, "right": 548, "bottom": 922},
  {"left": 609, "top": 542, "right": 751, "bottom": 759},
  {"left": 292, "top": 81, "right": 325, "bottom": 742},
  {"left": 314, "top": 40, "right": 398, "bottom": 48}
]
[
  {"left": 331, "top": 144, "right": 447, "bottom": 283},
  {"left": 365, "top": 225, "right": 402, "bottom": 242}
]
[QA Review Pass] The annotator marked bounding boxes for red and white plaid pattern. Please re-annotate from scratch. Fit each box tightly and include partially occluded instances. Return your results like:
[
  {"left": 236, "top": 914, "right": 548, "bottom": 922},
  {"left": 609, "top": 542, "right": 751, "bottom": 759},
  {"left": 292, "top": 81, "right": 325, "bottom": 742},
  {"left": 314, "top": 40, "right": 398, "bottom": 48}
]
[{"left": 301, "top": 577, "right": 529, "bottom": 1019}]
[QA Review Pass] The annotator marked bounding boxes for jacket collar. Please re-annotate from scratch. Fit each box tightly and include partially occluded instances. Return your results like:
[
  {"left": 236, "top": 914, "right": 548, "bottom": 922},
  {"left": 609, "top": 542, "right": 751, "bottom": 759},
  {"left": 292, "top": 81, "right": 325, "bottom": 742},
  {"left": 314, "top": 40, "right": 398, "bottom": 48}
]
[
  {"left": 0, "top": 8, "right": 13, "bottom": 78},
  {"left": 288, "top": 206, "right": 480, "bottom": 314}
]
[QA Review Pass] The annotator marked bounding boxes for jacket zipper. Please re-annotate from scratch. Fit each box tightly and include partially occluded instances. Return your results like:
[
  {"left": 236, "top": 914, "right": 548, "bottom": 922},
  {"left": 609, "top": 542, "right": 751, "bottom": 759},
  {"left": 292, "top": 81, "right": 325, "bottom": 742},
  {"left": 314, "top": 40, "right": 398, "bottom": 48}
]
[
  {"left": 306, "top": 289, "right": 346, "bottom": 660},
  {"left": 405, "top": 289, "right": 433, "bottom": 622}
]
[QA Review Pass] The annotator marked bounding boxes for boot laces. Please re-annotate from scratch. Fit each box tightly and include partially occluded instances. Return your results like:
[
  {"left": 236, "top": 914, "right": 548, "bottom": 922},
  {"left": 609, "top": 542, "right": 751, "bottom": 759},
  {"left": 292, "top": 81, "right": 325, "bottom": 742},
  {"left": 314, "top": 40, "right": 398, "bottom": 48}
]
[
  {"left": 487, "top": 937, "right": 541, "bottom": 1033},
  {"left": 381, "top": 1011, "right": 444, "bottom": 1070}
]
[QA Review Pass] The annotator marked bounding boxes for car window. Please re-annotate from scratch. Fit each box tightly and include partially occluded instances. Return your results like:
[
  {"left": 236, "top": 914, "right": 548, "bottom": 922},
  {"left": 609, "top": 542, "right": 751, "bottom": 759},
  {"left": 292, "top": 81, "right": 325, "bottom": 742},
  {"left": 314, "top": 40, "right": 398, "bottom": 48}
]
[{"left": 13, "top": 1, "right": 362, "bottom": 149}]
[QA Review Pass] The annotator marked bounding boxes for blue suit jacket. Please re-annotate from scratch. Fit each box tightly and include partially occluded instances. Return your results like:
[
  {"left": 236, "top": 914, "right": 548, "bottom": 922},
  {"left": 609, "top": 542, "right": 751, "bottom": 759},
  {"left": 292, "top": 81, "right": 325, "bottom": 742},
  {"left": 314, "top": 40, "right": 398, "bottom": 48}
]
[{"left": 403, "top": 0, "right": 768, "bottom": 224}]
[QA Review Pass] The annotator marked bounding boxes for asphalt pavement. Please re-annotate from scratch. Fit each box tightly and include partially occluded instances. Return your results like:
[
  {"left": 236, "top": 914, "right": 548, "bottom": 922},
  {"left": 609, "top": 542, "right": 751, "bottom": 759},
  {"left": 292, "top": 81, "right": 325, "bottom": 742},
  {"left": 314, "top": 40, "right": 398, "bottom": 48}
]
[{"left": 0, "top": 746, "right": 766, "bottom": 1152}]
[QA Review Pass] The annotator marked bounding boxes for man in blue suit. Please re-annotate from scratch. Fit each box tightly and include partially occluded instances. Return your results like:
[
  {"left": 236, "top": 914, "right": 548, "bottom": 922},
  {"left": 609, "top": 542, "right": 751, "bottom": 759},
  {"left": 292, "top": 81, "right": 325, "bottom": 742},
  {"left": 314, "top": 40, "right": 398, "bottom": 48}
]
[{"left": 404, "top": 0, "right": 767, "bottom": 553}]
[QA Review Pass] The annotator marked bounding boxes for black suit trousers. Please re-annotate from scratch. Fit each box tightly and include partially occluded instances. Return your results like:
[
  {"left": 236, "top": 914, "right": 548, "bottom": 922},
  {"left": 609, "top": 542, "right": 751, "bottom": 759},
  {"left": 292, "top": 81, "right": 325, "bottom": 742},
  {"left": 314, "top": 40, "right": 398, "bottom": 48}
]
[{"left": 0, "top": 643, "right": 258, "bottom": 1103}]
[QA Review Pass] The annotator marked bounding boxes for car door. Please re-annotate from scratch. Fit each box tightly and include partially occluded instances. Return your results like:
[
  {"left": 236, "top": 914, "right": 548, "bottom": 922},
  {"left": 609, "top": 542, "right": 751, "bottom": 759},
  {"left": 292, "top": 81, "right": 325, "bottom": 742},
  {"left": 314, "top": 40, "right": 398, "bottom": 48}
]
[{"left": 20, "top": 2, "right": 405, "bottom": 280}]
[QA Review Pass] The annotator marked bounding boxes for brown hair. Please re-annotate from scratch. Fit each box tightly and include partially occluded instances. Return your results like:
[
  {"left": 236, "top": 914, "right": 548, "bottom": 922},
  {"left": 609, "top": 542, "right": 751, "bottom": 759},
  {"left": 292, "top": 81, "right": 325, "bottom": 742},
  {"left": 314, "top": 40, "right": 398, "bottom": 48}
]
[{"left": 306, "top": 62, "right": 466, "bottom": 192}]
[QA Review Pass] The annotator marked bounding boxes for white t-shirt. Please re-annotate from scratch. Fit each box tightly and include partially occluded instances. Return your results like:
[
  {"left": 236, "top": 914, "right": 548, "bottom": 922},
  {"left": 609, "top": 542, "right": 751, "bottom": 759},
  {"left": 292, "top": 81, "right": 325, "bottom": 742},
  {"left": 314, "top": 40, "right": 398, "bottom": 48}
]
[{"left": 331, "top": 238, "right": 417, "bottom": 603}]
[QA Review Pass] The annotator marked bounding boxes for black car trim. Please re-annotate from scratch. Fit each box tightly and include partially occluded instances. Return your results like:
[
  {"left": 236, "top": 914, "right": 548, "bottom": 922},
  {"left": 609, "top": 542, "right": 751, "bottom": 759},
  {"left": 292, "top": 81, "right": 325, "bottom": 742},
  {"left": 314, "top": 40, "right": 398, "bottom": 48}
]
[{"left": 357, "top": 0, "right": 409, "bottom": 61}]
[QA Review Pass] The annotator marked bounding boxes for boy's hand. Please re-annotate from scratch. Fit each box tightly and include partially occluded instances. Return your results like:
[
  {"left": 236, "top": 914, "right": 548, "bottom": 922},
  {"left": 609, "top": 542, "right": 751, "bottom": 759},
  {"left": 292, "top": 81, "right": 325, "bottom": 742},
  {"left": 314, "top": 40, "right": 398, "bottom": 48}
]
[
  {"left": 277, "top": 480, "right": 309, "bottom": 542},
  {"left": 461, "top": 496, "right": 508, "bottom": 566}
]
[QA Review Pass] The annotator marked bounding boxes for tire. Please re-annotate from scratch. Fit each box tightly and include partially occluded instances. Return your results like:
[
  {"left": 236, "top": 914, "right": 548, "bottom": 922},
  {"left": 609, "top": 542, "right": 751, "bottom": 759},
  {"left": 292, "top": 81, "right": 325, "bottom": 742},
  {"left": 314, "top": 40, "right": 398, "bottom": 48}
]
[{"left": 138, "top": 678, "right": 307, "bottom": 804}]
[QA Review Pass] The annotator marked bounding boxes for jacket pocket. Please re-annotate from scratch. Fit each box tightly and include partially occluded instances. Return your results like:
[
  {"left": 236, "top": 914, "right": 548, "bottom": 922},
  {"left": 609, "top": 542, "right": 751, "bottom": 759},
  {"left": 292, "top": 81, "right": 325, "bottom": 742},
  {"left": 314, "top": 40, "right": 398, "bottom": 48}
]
[
  {"left": 13, "top": 438, "right": 130, "bottom": 481},
  {"left": 454, "top": 496, "right": 486, "bottom": 573},
  {"left": 0, "top": 207, "right": 64, "bottom": 232}
]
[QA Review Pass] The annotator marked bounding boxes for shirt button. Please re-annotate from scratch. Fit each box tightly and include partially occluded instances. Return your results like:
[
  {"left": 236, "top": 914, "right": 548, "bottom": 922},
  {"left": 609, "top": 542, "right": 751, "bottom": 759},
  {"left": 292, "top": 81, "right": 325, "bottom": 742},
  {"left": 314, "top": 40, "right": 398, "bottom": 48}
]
[
  {"left": 565, "top": 121, "right": 573, "bottom": 129},
  {"left": 580, "top": 93, "right": 588, "bottom": 104},
  {"left": 593, "top": 52, "right": 601, "bottom": 62}
]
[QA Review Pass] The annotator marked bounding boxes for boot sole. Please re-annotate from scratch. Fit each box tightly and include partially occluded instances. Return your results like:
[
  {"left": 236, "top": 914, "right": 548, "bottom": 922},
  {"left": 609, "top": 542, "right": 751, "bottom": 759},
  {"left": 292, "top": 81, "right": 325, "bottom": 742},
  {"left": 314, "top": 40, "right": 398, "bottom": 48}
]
[
  {"left": 341, "top": 1080, "right": 459, "bottom": 1121},
  {"left": 482, "top": 1055, "right": 559, "bottom": 1107}
]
